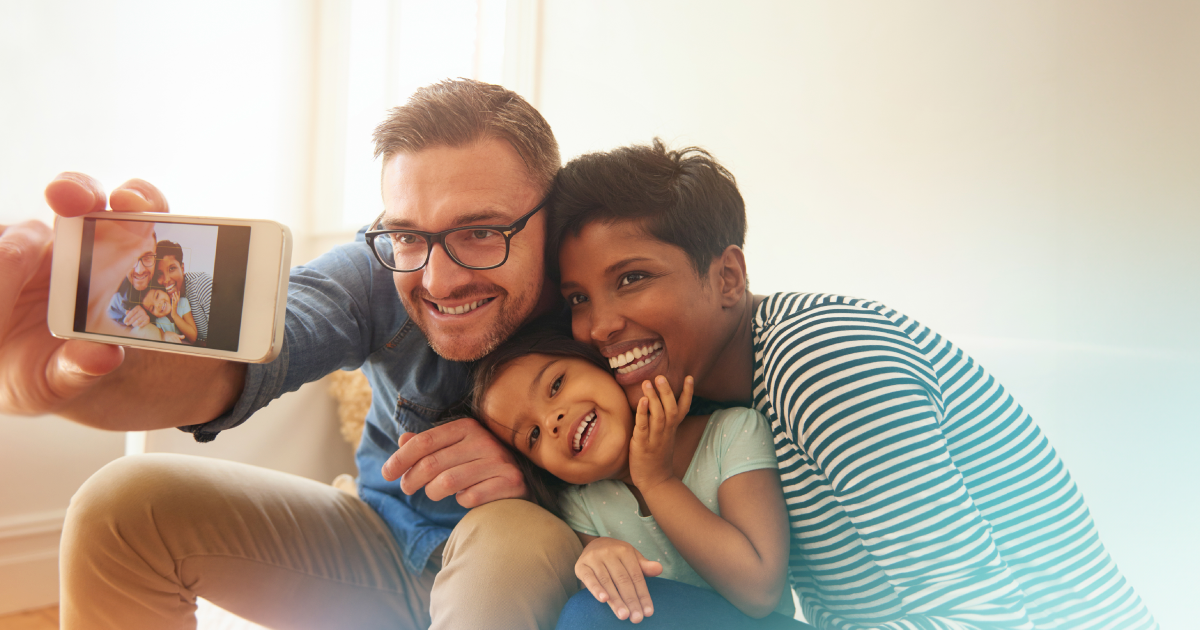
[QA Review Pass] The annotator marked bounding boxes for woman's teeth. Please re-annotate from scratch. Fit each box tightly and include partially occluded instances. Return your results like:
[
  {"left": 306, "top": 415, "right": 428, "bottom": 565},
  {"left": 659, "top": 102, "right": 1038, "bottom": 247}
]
[
  {"left": 573, "top": 411, "right": 597, "bottom": 453},
  {"left": 609, "top": 341, "right": 663, "bottom": 374},
  {"left": 436, "top": 298, "right": 491, "bottom": 315}
]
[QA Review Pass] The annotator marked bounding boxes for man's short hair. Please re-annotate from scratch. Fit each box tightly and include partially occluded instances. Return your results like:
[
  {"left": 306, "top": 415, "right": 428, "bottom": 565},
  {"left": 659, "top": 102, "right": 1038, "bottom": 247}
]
[
  {"left": 156, "top": 240, "right": 185, "bottom": 266},
  {"left": 372, "top": 79, "right": 560, "bottom": 193},
  {"left": 548, "top": 138, "right": 747, "bottom": 278}
]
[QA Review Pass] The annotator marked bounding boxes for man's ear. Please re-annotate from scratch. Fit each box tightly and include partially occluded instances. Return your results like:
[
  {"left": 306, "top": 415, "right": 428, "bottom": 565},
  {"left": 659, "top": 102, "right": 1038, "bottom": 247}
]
[{"left": 710, "top": 245, "right": 749, "bottom": 308}]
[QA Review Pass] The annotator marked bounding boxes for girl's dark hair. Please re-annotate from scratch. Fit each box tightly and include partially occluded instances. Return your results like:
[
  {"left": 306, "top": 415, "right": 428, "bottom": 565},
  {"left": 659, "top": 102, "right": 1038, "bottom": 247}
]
[
  {"left": 548, "top": 138, "right": 746, "bottom": 280},
  {"left": 470, "top": 317, "right": 608, "bottom": 518}
]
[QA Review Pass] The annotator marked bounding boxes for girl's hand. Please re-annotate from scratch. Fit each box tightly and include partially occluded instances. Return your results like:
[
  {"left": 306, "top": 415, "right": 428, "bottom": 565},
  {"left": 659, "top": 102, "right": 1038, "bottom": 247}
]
[
  {"left": 629, "top": 375, "right": 694, "bottom": 492},
  {"left": 168, "top": 291, "right": 180, "bottom": 320},
  {"left": 575, "top": 537, "right": 663, "bottom": 624}
]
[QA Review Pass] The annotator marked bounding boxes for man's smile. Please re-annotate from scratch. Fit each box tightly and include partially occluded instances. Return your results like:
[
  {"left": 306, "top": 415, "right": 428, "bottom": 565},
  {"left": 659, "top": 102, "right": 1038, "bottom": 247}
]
[{"left": 433, "top": 297, "right": 494, "bottom": 315}]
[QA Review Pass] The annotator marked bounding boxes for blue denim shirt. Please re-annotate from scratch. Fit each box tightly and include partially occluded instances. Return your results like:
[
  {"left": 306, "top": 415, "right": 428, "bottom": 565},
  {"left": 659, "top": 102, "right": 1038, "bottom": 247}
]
[{"left": 181, "top": 228, "right": 471, "bottom": 573}]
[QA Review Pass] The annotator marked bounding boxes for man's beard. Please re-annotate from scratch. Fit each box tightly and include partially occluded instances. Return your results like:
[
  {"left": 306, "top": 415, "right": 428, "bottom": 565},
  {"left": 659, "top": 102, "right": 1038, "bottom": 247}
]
[{"left": 401, "top": 279, "right": 539, "bottom": 362}]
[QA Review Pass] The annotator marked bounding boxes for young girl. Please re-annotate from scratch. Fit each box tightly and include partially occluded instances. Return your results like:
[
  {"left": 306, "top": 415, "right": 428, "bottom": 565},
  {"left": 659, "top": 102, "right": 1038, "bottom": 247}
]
[
  {"left": 139, "top": 286, "right": 198, "bottom": 344},
  {"left": 471, "top": 327, "right": 799, "bottom": 627}
]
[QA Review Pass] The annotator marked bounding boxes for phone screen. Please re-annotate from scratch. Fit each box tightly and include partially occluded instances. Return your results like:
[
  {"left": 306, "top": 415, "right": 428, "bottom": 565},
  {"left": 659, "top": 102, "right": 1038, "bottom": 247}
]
[{"left": 72, "top": 218, "right": 252, "bottom": 351}]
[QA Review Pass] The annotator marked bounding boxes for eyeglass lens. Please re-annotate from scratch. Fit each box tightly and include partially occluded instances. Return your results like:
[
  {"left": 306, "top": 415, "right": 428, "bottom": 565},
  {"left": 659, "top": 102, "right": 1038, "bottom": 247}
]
[{"left": 373, "top": 228, "right": 509, "bottom": 271}]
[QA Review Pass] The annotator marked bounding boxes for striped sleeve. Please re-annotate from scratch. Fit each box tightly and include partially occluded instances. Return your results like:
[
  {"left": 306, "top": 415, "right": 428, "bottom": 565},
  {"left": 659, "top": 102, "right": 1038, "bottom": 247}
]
[
  {"left": 757, "top": 294, "right": 1033, "bottom": 629},
  {"left": 185, "top": 271, "right": 212, "bottom": 342}
]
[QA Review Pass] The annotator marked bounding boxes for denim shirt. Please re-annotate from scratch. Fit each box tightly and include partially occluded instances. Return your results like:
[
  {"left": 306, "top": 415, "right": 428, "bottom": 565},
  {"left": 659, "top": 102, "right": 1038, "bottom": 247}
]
[{"left": 180, "top": 228, "right": 471, "bottom": 573}]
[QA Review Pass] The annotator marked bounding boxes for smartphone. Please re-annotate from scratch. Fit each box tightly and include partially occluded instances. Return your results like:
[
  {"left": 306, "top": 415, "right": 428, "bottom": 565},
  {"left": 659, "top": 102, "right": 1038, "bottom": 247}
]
[{"left": 48, "top": 212, "right": 291, "bottom": 363}]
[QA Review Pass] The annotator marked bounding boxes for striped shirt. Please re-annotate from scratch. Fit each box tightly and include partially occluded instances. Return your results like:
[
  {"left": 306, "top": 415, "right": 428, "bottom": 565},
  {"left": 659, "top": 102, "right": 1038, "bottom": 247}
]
[
  {"left": 752, "top": 293, "right": 1155, "bottom": 630},
  {"left": 183, "top": 271, "right": 212, "bottom": 343}
]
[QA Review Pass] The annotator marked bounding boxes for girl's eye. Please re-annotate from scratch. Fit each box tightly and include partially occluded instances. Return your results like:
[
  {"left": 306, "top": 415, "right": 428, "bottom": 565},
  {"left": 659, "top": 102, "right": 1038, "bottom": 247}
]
[
  {"left": 549, "top": 375, "right": 563, "bottom": 397},
  {"left": 619, "top": 272, "right": 648, "bottom": 287},
  {"left": 528, "top": 425, "right": 540, "bottom": 448},
  {"left": 567, "top": 293, "right": 588, "bottom": 307}
]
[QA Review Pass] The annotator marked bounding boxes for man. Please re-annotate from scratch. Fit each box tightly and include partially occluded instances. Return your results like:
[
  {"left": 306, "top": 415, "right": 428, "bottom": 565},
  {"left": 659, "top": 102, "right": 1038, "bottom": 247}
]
[
  {"left": 153, "top": 239, "right": 212, "bottom": 344},
  {"left": 0, "top": 80, "right": 581, "bottom": 629},
  {"left": 105, "top": 233, "right": 155, "bottom": 330}
]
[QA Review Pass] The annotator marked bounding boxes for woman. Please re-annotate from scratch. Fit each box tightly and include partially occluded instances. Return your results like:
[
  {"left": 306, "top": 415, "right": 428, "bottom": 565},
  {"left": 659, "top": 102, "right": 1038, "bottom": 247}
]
[{"left": 547, "top": 139, "right": 1157, "bottom": 629}]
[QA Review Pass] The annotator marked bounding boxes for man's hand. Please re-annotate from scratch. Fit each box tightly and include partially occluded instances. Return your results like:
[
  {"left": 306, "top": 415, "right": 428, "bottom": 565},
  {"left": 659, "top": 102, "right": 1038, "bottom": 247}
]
[
  {"left": 0, "top": 173, "right": 167, "bottom": 417},
  {"left": 380, "top": 417, "right": 529, "bottom": 508},
  {"left": 576, "top": 537, "right": 663, "bottom": 624},
  {"left": 628, "top": 375, "right": 694, "bottom": 492},
  {"left": 123, "top": 305, "right": 151, "bottom": 329}
]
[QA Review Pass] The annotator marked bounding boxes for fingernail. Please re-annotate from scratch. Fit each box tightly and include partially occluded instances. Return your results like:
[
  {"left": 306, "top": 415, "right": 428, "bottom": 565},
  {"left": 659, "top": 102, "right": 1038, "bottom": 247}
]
[
  {"left": 631, "top": 612, "right": 643, "bottom": 622},
  {"left": 123, "top": 187, "right": 148, "bottom": 203}
]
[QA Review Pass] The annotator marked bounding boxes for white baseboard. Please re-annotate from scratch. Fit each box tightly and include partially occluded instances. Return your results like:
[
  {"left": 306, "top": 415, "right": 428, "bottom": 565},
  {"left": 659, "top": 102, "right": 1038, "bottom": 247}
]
[{"left": 0, "top": 509, "right": 64, "bottom": 615}]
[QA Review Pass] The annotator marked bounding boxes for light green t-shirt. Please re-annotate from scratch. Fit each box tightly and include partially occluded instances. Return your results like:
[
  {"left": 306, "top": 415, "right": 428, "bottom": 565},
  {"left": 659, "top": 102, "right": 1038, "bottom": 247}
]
[{"left": 560, "top": 406, "right": 792, "bottom": 617}]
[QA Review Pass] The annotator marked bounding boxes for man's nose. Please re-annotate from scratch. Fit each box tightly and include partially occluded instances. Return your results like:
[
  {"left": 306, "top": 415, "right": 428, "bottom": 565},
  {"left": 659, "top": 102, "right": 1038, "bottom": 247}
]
[{"left": 421, "top": 243, "right": 473, "bottom": 299}]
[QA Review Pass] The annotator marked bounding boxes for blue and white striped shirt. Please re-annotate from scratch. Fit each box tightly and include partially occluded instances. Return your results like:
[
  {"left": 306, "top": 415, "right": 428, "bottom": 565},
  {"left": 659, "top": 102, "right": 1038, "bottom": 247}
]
[{"left": 753, "top": 293, "right": 1155, "bottom": 629}]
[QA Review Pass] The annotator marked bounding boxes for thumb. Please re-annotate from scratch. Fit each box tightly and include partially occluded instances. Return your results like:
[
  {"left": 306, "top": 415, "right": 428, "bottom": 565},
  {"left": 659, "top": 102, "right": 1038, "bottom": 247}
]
[
  {"left": 639, "top": 557, "right": 663, "bottom": 578},
  {"left": 46, "top": 340, "right": 125, "bottom": 400}
]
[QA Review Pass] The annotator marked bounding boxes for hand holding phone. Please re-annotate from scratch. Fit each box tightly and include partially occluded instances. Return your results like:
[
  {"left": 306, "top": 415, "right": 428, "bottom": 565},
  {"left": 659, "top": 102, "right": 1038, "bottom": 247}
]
[
  {"left": 0, "top": 174, "right": 158, "bottom": 417},
  {"left": 49, "top": 210, "right": 291, "bottom": 363}
]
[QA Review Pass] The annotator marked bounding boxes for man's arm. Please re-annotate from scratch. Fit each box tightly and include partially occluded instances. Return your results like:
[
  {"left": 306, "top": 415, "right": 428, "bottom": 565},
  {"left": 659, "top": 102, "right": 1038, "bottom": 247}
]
[
  {"left": 0, "top": 173, "right": 245, "bottom": 430},
  {"left": 382, "top": 419, "right": 529, "bottom": 508}
]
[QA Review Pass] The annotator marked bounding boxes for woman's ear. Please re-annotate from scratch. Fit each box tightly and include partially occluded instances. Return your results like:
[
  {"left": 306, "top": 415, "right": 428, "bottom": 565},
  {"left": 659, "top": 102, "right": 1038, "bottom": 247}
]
[{"left": 711, "top": 245, "right": 749, "bottom": 308}]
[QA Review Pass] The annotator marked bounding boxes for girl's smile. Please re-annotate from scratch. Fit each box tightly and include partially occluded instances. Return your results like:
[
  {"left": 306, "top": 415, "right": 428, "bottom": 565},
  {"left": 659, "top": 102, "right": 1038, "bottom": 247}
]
[{"left": 479, "top": 353, "right": 635, "bottom": 485}]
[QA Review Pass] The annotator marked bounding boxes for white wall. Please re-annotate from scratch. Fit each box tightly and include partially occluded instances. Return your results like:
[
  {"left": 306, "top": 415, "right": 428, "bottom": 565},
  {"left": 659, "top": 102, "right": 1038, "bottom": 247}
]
[{"left": 537, "top": 1, "right": 1199, "bottom": 626}]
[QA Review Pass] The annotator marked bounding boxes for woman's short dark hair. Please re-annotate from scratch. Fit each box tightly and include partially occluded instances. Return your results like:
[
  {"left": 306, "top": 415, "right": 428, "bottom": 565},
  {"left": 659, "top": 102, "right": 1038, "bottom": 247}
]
[
  {"left": 548, "top": 138, "right": 746, "bottom": 278},
  {"left": 155, "top": 240, "right": 185, "bottom": 266},
  {"left": 470, "top": 318, "right": 608, "bottom": 518}
]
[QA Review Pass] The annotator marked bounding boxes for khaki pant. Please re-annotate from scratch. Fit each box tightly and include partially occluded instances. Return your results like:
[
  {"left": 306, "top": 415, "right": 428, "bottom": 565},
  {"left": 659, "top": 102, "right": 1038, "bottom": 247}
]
[{"left": 60, "top": 454, "right": 582, "bottom": 630}]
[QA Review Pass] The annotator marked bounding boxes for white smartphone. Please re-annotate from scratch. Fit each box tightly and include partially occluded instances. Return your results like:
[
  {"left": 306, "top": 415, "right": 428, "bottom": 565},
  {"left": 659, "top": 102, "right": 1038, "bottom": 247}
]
[{"left": 48, "top": 212, "right": 291, "bottom": 363}]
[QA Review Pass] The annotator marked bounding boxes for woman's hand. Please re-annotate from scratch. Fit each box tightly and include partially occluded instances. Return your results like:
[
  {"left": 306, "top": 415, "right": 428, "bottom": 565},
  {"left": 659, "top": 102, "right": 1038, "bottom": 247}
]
[
  {"left": 628, "top": 375, "right": 694, "bottom": 492},
  {"left": 575, "top": 536, "right": 663, "bottom": 624}
]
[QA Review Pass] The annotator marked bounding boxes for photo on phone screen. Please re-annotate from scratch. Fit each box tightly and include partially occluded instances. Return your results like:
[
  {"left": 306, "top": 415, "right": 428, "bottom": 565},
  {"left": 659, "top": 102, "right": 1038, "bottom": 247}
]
[{"left": 71, "top": 218, "right": 251, "bottom": 351}]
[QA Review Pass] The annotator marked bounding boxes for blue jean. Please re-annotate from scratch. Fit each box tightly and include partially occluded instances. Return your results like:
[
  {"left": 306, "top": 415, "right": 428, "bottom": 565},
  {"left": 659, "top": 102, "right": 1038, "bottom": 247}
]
[{"left": 555, "top": 578, "right": 812, "bottom": 629}]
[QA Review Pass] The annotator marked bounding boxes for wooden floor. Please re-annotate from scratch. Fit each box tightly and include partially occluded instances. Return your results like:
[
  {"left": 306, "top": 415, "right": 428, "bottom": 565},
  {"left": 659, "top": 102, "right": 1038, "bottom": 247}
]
[{"left": 0, "top": 606, "right": 57, "bottom": 630}]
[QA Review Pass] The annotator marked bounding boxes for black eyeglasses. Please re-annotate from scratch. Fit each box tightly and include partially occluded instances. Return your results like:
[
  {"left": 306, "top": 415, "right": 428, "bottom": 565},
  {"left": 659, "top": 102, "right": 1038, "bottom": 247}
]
[{"left": 365, "top": 198, "right": 546, "bottom": 273}]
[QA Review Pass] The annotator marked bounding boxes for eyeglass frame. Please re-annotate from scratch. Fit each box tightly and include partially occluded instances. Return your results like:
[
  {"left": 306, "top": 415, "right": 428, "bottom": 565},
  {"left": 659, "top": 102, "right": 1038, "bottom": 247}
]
[{"left": 364, "top": 197, "right": 548, "bottom": 273}]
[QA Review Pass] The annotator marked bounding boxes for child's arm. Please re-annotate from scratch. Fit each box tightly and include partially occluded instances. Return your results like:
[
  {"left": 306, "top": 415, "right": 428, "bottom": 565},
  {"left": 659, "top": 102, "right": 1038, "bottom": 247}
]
[
  {"left": 168, "top": 293, "right": 198, "bottom": 343},
  {"left": 630, "top": 377, "right": 790, "bottom": 619},
  {"left": 573, "top": 532, "right": 663, "bottom": 624}
]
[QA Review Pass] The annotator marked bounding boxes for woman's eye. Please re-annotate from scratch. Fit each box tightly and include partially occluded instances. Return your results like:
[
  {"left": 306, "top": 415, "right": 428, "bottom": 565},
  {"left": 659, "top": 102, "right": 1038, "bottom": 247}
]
[
  {"left": 567, "top": 293, "right": 588, "bottom": 307},
  {"left": 528, "top": 425, "right": 540, "bottom": 447},
  {"left": 619, "top": 272, "right": 648, "bottom": 287},
  {"left": 549, "top": 375, "right": 563, "bottom": 397}
]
